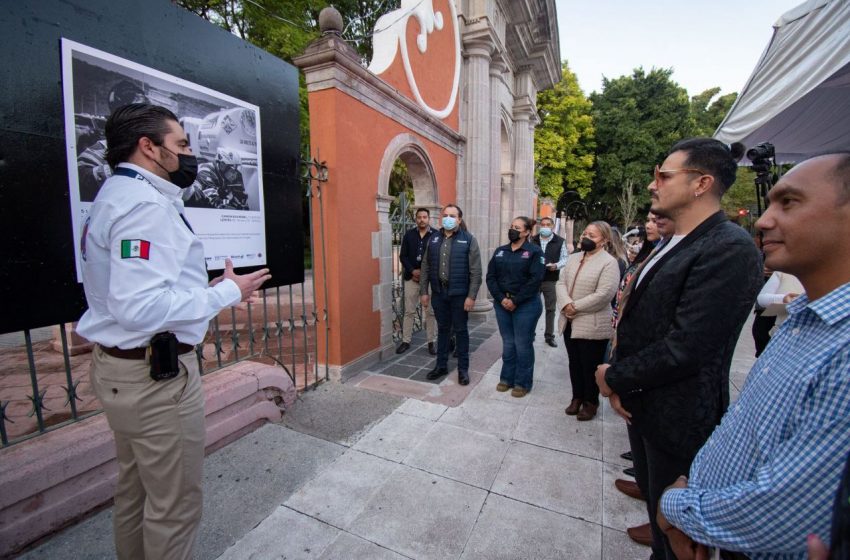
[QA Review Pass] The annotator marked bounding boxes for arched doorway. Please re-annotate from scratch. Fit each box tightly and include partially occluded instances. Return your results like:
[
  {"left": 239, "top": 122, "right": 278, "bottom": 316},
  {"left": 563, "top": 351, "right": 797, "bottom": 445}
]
[{"left": 377, "top": 134, "right": 439, "bottom": 349}]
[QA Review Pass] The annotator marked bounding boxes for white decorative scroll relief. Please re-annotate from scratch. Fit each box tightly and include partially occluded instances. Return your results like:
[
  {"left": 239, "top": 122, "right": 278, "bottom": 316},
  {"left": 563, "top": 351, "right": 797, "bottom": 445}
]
[{"left": 368, "top": 0, "right": 461, "bottom": 119}]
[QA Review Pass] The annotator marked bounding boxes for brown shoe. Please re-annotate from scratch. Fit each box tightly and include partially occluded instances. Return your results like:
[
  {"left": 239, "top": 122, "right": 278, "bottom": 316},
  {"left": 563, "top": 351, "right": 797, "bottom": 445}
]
[
  {"left": 626, "top": 523, "right": 652, "bottom": 547},
  {"left": 510, "top": 387, "right": 528, "bottom": 398},
  {"left": 564, "top": 399, "right": 582, "bottom": 415},
  {"left": 614, "top": 479, "right": 645, "bottom": 501},
  {"left": 576, "top": 402, "right": 598, "bottom": 421},
  {"left": 496, "top": 382, "right": 511, "bottom": 392}
]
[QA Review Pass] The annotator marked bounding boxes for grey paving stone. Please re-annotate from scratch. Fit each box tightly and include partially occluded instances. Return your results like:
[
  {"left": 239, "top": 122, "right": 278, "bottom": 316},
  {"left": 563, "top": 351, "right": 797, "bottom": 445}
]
[
  {"left": 461, "top": 493, "right": 601, "bottom": 560},
  {"left": 282, "top": 382, "right": 404, "bottom": 446},
  {"left": 218, "top": 506, "right": 339, "bottom": 560},
  {"left": 348, "top": 465, "right": 487, "bottom": 560},
  {"left": 602, "top": 462, "right": 648, "bottom": 532},
  {"left": 513, "top": 404, "right": 603, "bottom": 460},
  {"left": 523, "top": 378, "right": 570, "bottom": 410},
  {"left": 198, "top": 424, "right": 346, "bottom": 558},
  {"left": 439, "top": 396, "right": 525, "bottom": 440},
  {"left": 352, "top": 411, "right": 435, "bottom": 462},
  {"left": 396, "top": 398, "right": 448, "bottom": 421},
  {"left": 492, "top": 441, "right": 603, "bottom": 524},
  {"left": 380, "top": 363, "right": 422, "bottom": 379},
  {"left": 285, "top": 449, "right": 400, "bottom": 529},
  {"left": 18, "top": 509, "right": 114, "bottom": 559},
  {"left": 317, "top": 532, "right": 408, "bottom": 560},
  {"left": 602, "top": 527, "right": 649, "bottom": 560},
  {"left": 404, "top": 422, "right": 509, "bottom": 489},
  {"left": 602, "top": 419, "right": 633, "bottom": 468}
]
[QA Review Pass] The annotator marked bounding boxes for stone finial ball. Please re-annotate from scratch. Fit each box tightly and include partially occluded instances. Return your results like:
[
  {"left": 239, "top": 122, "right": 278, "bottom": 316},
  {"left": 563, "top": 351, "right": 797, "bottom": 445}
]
[{"left": 319, "top": 7, "right": 343, "bottom": 35}]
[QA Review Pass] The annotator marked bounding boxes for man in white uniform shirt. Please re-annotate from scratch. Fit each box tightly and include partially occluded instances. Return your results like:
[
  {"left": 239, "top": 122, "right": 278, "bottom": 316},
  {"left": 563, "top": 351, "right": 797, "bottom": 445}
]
[{"left": 77, "top": 104, "right": 270, "bottom": 560}]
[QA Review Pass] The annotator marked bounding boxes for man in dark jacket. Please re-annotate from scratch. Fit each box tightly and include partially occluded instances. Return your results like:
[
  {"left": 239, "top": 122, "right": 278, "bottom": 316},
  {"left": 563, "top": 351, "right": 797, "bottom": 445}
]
[
  {"left": 420, "top": 204, "right": 483, "bottom": 386},
  {"left": 595, "top": 138, "right": 762, "bottom": 560},
  {"left": 532, "top": 216, "right": 567, "bottom": 347},
  {"left": 396, "top": 207, "right": 438, "bottom": 354}
]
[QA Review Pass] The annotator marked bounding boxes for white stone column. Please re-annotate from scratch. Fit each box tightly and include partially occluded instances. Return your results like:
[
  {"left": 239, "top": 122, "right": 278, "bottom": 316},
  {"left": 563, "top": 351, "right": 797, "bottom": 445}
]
[
  {"left": 512, "top": 110, "right": 534, "bottom": 219},
  {"left": 488, "top": 58, "right": 507, "bottom": 259},
  {"left": 461, "top": 37, "right": 495, "bottom": 311}
]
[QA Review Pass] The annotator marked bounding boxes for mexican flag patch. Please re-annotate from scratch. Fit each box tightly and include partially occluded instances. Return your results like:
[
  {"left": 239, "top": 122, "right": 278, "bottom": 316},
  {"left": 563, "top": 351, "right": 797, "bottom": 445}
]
[{"left": 121, "top": 239, "right": 151, "bottom": 259}]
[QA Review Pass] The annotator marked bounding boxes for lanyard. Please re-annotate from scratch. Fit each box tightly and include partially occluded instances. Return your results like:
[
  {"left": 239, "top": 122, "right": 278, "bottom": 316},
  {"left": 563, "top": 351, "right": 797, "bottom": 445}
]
[{"left": 113, "top": 167, "right": 195, "bottom": 233}]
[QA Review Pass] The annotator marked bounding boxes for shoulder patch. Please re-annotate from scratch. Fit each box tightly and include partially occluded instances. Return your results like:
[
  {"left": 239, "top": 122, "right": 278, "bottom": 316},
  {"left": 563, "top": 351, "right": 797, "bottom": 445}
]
[{"left": 121, "top": 239, "right": 151, "bottom": 259}]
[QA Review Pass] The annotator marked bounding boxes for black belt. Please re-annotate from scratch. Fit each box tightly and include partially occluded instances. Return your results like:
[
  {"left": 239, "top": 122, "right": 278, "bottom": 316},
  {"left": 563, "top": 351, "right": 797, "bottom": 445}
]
[{"left": 101, "top": 343, "right": 195, "bottom": 360}]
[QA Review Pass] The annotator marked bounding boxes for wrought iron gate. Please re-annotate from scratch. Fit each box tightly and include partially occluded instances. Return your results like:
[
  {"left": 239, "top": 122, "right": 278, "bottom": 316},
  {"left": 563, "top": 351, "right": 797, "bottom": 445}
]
[{"left": 389, "top": 192, "right": 425, "bottom": 343}]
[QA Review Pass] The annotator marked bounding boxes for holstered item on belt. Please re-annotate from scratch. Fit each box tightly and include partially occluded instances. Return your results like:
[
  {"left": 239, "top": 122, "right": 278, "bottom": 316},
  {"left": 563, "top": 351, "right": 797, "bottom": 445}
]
[{"left": 101, "top": 342, "right": 194, "bottom": 360}]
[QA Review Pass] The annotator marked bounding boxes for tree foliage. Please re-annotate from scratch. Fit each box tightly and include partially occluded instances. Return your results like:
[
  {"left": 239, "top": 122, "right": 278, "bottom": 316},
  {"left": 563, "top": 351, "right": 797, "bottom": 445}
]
[
  {"left": 690, "top": 87, "right": 738, "bottom": 137},
  {"left": 588, "top": 67, "right": 694, "bottom": 222},
  {"left": 534, "top": 61, "right": 596, "bottom": 203}
]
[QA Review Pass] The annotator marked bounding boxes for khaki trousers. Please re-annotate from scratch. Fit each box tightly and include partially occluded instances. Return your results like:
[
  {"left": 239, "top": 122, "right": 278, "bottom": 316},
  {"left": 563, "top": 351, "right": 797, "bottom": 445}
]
[
  {"left": 90, "top": 345, "right": 205, "bottom": 560},
  {"left": 402, "top": 278, "right": 436, "bottom": 344}
]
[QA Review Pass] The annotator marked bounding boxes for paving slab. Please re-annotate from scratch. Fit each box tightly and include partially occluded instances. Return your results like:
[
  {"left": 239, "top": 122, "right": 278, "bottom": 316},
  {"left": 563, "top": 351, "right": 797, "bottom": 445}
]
[
  {"left": 491, "top": 441, "right": 603, "bottom": 524},
  {"left": 395, "top": 398, "right": 447, "bottom": 421},
  {"left": 603, "top": 526, "right": 650, "bottom": 559},
  {"left": 285, "top": 449, "right": 400, "bottom": 529},
  {"left": 438, "top": 396, "right": 525, "bottom": 440},
  {"left": 348, "top": 465, "right": 487, "bottom": 560},
  {"left": 601, "top": 418, "right": 633, "bottom": 468},
  {"left": 513, "top": 404, "right": 603, "bottom": 460},
  {"left": 217, "top": 506, "right": 339, "bottom": 560},
  {"left": 352, "top": 411, "right": 435, "bottom": 462},
  {"left": 461, "top": 493, "right": 601, "bottom": 560},
  {"left": 282, "top": 382, "right": 404, "bottom": 446},
  {"left": 602, "top": 462, "right": 649, "bottom": 532},
  {"left": 404, "top": 422, "right": 509, "bottom": 490},
  {"left": 317, "top": 532, "right": 409, "bottom": 560}
]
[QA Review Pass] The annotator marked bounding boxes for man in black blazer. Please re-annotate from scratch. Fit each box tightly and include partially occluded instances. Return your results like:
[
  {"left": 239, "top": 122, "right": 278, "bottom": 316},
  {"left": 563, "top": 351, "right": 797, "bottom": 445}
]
[{"left": 595, "top": 138, "right": 762, "bottom": 560}]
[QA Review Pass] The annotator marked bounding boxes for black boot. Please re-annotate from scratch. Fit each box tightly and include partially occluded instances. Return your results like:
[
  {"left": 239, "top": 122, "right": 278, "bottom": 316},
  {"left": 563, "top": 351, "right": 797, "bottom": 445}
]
[
  {"left": 427, "top": 366, "right": 449, "bottom": 380},
  {"left": 458, "top": 370, "right": 469, "bottom": 385}
]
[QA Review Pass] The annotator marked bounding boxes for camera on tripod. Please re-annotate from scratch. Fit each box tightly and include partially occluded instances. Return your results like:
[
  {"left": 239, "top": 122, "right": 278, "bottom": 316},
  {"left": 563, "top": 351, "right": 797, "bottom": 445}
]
[{"left": 746, "top": 142, "right": 776, "bottom": 216}]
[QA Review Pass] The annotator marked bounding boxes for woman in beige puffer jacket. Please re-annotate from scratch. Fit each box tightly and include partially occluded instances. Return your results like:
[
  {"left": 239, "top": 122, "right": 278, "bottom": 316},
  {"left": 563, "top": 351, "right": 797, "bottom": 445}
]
[{"left": 556, "top": 221, "right": 621, "bottom": 421}]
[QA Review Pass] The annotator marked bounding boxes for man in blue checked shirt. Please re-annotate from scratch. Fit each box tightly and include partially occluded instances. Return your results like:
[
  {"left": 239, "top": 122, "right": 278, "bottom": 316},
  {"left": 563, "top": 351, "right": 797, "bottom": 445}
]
[{"left": 657, "top": 152, "right": 850, "bottom": 560}]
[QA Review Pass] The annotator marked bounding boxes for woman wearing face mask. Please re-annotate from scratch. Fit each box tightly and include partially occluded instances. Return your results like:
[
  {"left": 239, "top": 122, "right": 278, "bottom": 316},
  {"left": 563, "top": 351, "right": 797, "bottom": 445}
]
[
  {"left": 486, "top": 216, "right": 546, "bottom": 397},
  {"left": 556, "top": 221, "right": 620, "bottom": 420}
]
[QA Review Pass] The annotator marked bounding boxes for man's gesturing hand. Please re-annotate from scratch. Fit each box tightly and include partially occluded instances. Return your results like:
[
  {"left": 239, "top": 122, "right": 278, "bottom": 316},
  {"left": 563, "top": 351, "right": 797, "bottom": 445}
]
[{"left": 220, "top": 258, "right": 271, "bottom": 302}]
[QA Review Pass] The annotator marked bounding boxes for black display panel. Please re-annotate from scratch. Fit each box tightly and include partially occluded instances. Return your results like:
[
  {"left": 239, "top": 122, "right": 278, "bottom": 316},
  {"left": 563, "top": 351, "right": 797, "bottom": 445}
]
[{"left": 0, "top": 0, "right": 303, "bottom": 334}]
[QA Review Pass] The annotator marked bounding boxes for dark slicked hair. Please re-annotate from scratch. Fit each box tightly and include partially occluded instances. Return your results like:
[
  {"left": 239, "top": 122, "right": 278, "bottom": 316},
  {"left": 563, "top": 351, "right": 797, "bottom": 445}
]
[
  {"left": 513, "top": 216, "right": 534, "bottom": 231},
  {"left": 105, "top": 103, "right": 178, "bottom": 169},
  {"left": 415, "top": 207, "right": 430, "bottom": 216},
  {"left": 669, "top": 137, "right": 739, "bottom": 194}
]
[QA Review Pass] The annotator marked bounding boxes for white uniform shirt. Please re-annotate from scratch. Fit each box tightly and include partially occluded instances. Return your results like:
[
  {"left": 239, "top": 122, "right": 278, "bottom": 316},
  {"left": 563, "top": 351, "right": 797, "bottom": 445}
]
[{"left": 77, "top": 163, "right": 241, "bottom": 348}]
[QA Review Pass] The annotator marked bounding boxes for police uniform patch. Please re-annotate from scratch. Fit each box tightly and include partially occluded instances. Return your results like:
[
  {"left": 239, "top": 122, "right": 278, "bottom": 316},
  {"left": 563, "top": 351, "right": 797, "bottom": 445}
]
[{"left": 121, "top": 239, "right": 151, "bottom": 259}]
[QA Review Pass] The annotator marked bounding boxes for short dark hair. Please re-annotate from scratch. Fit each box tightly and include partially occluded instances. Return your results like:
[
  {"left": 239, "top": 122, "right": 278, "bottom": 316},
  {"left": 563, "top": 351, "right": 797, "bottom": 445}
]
[
  {"left": 669, "top": 137, "right": 739, "bottom": 194},
  {"left": 415, "top": 207, "right": 430, "bottom": 216},
  {"left": 513, "top": 216, "right": 534, "bottom": 231},
  {"left": 442, "top": 203, "right": 463, "bottom": 218},
  {"left": 539, "top": 216, "right": 554, "bottom": 225},
  {"left": 105, "top": 103, "right": 178, "bottom": 169}
]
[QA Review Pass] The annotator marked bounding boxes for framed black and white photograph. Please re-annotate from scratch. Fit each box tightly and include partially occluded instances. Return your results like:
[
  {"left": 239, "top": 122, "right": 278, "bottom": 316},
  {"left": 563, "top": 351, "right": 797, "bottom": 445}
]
[{"left": 61, "top": 38, "right": 267, "bottom": 280}]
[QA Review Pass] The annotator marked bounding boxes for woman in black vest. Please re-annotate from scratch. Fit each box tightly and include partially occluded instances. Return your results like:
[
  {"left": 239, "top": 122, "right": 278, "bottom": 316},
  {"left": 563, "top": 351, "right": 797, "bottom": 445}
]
[{"left": 486, "top": 216, "right": 546, "bottom": 397}]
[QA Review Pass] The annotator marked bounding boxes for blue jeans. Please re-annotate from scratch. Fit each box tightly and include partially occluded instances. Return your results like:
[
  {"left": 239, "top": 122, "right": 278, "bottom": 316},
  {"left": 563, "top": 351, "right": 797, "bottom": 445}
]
[
  {"left": 494, "top": 296, "right": 542, "bottom": 390},
  {"left": 431, "top": 292, "right": 470, "bottom": 372}
]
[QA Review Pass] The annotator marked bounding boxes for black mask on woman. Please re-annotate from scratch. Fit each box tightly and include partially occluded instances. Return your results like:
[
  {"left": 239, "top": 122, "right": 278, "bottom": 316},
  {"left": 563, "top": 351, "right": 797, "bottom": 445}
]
[
  {"left": 580, "top": 238, "right": 597, "bottom": 252},
  {"left": 508, "top": 229, "right": 522, "bottom": 243}
]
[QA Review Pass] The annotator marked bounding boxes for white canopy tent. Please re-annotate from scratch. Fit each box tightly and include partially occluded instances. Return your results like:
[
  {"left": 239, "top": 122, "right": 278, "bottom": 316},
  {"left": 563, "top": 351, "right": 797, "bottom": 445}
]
[{"left": 714, "top": 0, "right": 850, "bottom": 163}]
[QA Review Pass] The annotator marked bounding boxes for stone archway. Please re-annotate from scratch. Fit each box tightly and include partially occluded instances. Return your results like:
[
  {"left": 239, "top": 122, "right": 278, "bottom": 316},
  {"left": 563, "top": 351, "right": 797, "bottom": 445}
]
[{"left": 376, "top": 133, "right": 439, "bottom": 349}]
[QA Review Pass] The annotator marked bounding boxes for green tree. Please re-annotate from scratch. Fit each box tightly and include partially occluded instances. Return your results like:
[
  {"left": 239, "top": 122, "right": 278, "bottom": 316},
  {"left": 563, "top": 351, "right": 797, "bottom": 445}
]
[
  {"left": 534, "top": 61, "right": 595, "bottom": 203},
  {"left": 690, "top": 87, "right": 738, "bottom": 137},
  {"left": 588, "top": 67, "right": 694, "bottom": 222}
]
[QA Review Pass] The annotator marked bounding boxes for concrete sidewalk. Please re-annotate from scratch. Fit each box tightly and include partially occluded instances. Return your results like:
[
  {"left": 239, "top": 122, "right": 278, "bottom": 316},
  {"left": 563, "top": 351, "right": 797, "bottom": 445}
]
[{"left": 20, "top": 313, "right": 758, "bottom": 559}]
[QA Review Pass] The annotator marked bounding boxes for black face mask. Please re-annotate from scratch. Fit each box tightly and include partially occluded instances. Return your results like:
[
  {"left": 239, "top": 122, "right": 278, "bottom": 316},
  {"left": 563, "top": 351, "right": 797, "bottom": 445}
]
[
  {"left": 156, "top": 145, "right": 198, "bottom": 188},
  {"left": 580, "top": 238, "right": 597, "bottom": 252},
  {"left": 508, "top": 229, "right": 522, "bottom": 243}
]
